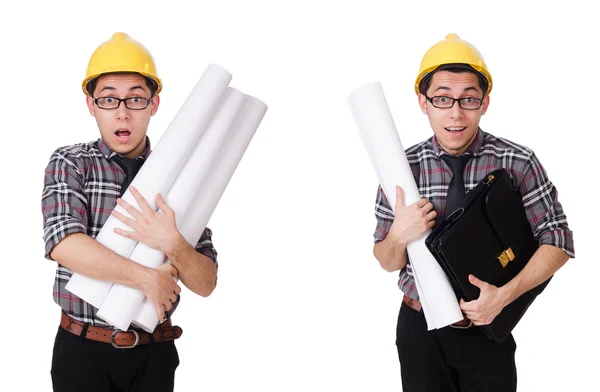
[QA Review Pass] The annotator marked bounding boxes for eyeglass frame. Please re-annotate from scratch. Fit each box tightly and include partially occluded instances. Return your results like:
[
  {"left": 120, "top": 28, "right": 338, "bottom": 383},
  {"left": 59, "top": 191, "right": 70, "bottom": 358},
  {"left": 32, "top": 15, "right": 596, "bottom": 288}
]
[
  {"left": 425, "top": 95, "right": 484, "bottom": 110},
  {"left": 92, "top": 96, "right": 153, "bottom": 110}
]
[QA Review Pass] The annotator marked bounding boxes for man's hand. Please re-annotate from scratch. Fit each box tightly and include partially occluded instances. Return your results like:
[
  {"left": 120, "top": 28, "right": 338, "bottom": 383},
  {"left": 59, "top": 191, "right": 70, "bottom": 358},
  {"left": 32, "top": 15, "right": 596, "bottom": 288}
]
[
  {"left": 111, "top": 186, "right": 185, "bottom": 319},
  {"left": 387, "top": 185, "right": 437, "bottom": 246},
  {"left": 459, "top": 274, "right": 509, "bottom": 326},
  {"left": 139, "top": 263, "right": 182, "bottom": 320},
  {"left": 373, "top": 186, "right": 437, "bottom": 272},
  {"left": 111, "top": 186, "right": 182, "bottom": 253}
]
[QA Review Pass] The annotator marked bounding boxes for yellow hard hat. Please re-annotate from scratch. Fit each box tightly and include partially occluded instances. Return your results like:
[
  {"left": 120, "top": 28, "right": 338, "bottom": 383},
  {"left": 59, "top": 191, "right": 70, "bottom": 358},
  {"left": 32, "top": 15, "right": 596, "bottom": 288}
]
[
  {"left": 82, "top": 32, "right": 162, "bottom": 97},
  {"left": 415, "top": 33, "right": 492, "bottom": 96}
]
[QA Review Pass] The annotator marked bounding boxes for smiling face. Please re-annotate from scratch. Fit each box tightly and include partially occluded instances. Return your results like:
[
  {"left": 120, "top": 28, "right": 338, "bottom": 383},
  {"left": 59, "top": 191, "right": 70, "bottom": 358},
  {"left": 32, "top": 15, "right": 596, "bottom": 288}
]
[
  {"left": 86, "top": 73, "right": 160, "bottom": 158},
  {"left": 418, "top": 70, "right": 489, "bottom": 156}
]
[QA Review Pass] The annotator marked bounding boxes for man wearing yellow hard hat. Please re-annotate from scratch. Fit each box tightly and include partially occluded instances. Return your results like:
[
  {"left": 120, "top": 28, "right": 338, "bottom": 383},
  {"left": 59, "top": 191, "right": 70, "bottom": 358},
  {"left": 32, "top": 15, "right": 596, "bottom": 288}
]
[
  {"left": 372, "top": 34, "right": 574, "bottom": 391},
  {"left": 41, "top": 33, "right": 218, "bottom": 391}
]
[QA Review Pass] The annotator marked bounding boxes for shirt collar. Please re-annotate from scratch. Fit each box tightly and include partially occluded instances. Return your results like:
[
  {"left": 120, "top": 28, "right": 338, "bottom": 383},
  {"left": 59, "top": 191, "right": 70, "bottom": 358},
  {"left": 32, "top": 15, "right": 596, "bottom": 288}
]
[
  {"left": 97, "top": 137, "right": 152, "bottom": 160},
  {"left": 432, "top": 127, "right": 484, "bottom": 158}
]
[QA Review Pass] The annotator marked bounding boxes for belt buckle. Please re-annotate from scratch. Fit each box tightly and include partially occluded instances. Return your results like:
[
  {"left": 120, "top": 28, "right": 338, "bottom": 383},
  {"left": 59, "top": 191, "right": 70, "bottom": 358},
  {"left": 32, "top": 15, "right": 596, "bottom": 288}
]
[
  {"left": 111, "top": 329, "right": 139, "bottom": 349},
  {"left": 449, "top": 319, "right": 473, "bottom": 329}
]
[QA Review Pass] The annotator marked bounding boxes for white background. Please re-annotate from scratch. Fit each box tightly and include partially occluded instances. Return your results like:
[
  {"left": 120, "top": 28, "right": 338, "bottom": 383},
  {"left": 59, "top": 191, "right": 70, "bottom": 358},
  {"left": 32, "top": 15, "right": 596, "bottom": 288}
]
[{"left": 0, "top": 0, "right": 597, "bottom": 391}]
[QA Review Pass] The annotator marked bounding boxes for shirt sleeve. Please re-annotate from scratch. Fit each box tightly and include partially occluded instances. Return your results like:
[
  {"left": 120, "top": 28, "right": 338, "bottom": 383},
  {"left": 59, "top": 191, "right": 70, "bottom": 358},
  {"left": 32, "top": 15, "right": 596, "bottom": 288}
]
[
  {"left": 194, "top": 227, "right": 218, "bottom": 268},
  {"left": 42, "top": 150, "right": 88, "bottom": 260},
  {"left": 517, "top": 152, "right": 575, "bottom": 258},
  {"left": 373, "top": 185, "right": 395, "bottom": 243}
]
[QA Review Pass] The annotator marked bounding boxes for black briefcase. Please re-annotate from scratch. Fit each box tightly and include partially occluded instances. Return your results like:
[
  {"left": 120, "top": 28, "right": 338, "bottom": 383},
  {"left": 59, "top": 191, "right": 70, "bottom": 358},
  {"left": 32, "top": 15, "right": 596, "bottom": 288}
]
[{"left": 425, "top": 168, "right": 551, "bottom": 343}]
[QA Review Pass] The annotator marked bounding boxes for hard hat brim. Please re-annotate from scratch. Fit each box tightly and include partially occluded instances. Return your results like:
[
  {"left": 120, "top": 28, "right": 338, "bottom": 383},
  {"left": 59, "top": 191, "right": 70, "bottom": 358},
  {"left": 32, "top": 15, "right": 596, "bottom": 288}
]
[
  {"left": 82, "top": 71, "right": 162, "bottom": 97},
  {"left": 415, "top": 63, "right": 493, "bottom": 96}
]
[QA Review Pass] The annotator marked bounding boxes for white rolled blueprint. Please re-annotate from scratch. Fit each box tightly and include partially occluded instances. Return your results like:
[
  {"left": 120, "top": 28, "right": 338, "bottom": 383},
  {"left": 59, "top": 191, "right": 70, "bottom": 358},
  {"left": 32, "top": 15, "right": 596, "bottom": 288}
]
[
  {"left": 132, "top": 96, "right": 268, "bottom": 332},
  {"left": 96, "top": 88, "right": 247, "bottom": 330},
  {"left": 347, "top": 82, "right": 463, "bottom": 330},
  {"left": 65, "top": 64, "right": 233, "bottom": 308}
]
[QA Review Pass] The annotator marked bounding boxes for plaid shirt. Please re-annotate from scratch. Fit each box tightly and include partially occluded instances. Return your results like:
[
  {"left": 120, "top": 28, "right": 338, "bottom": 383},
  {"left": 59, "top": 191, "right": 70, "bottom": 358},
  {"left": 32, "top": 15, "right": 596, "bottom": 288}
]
[
  {"left": 42, "top": 138, "right": 218, "bottom": 328},
  {"left": 374, "top": 129, "right": 575, "bottom": 302}
]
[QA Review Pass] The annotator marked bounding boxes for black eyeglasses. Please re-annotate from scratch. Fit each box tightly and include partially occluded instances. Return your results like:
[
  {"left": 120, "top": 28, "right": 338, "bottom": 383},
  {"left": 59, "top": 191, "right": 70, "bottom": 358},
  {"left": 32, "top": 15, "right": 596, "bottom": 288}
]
[
  {"left": 425, "top": 96, "right": 483, "bottom": 110},
  {"left": 93, "top": 96, "right": 152, "bottom": 110}
]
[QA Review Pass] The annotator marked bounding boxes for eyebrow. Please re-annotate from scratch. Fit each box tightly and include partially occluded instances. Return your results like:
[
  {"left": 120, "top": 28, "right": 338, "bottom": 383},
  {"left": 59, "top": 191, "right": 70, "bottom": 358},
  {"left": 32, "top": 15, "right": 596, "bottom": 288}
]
[
  {"left": 128, "top": 85, "right": 146, "bottom": 92},
  {"left": 98, "top": 85, "right": 148, "bottom": 94},
  {"left": 433, "top": 86, "right": 481, "bottom": 94}
]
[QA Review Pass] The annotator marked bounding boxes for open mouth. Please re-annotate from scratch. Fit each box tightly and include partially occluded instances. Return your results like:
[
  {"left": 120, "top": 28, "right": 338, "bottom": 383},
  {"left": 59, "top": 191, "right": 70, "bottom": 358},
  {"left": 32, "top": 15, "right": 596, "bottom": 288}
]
[
  {"left": 115, "top": 129, "right": 131, "bottom": 143},
  {"left": 445, "top": 127, "right": 466, "bottom": 134}
]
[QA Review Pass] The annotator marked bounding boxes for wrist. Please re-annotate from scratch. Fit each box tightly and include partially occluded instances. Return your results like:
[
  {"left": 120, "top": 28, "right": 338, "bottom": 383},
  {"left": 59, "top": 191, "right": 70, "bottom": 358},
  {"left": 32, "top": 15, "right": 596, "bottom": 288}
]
[
  {"left": 389, "top": 234, "right": 408, "bottom": 249},
  {"left": 163, "top": 231, "right": 186, "bottom": 258},
  {"left": 132, "top": 264, "right": 154, "bottom": 292},
  {"left": 498, "top": 284, "right": 514, "bottom": 308}
]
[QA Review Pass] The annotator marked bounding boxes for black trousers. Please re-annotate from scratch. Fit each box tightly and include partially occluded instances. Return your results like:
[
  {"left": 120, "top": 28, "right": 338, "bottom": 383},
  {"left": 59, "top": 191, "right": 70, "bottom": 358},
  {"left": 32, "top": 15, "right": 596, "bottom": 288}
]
[
  {"left": 396, "top": 302, "right": 517, "bottom": 392},
  {"left": 51, "top": 327, "right": 180, "bottom": 392}
]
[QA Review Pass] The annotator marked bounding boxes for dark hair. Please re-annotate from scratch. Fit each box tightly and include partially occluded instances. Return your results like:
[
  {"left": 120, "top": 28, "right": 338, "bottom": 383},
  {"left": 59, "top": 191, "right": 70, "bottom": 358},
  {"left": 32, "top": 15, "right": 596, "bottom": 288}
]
[
  {"left": 419, "top": 64, "right": 488, "bottom": 96},
  {"left": 86, "top": 72, "right": 158, "bottom": 97}
]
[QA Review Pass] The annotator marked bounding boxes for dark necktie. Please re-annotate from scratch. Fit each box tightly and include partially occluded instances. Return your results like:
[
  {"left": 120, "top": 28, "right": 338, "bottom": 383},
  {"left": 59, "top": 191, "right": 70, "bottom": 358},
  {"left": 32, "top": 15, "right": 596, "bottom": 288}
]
[
  {"left": 441, "top": 154, "right": 472, "bottom": 219},
  {"left": 112, "top": 156, "right": 145, "bottom": 197}
]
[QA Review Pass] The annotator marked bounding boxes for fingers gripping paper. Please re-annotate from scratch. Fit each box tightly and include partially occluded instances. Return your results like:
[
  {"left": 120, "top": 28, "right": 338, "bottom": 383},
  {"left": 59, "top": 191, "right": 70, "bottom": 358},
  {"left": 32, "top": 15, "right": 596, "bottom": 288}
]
[
  {"left": 132, "top": 96, "right": 268, "bottom": 332},
  {"left": 96, "top": 88, "right": 248, "bottom": 330},
  {"left": 347, "top": 82, "right": 463, "bottom": 330}
]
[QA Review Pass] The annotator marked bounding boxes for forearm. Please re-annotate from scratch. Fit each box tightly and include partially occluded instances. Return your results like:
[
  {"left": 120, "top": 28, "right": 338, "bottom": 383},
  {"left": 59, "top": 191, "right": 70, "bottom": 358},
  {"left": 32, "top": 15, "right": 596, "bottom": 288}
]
[
  {"left": 373, "top": 238, "right": 408, "bottom": 272},
  {"left": 165, "top": 234, "right": 217, "bottom": 297},
  {"left": 50, "top": 233, "right": 151, "bottom": 290},
  {"left": 500, "top": 244, "right": 569, "bottom": 305}
]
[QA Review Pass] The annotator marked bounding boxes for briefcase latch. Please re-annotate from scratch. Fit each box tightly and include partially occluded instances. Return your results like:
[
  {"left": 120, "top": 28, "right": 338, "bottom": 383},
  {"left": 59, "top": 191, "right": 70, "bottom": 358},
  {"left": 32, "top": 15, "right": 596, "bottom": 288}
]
[{"left": 497, "top": 247, "right": 515, "bottom": 267}]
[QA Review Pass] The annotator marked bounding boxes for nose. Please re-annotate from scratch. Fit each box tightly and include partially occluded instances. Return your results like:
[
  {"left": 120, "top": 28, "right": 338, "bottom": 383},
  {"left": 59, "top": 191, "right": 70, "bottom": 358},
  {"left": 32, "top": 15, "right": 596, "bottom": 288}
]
[
  {"left": 449, "top": 100, "right": 464, "bottom": 120},
  {"left": 116, "top": 100, "right": 130, "bottom": 121}
]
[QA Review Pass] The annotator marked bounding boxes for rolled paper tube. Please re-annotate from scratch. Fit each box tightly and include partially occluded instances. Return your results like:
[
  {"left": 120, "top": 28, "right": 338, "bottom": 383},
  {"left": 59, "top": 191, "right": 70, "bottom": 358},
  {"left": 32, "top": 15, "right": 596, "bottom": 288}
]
[
  {"left": 66, "top": 64, "right": 233, "bottom": 308},
  {"left": 133, "top": 96, "right": 268, "bottom": 332},
  {"left": 97, "top": 88, "right": 247, "bottom": 330},
  {"left": 347, "top": 82, "right": 462, "bottom": 330}
]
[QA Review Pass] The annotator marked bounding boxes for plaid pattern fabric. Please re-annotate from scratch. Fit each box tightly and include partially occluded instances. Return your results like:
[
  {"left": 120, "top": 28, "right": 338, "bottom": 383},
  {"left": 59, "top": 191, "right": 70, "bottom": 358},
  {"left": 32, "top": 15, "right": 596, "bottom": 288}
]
[
  {"left": 374, "top": 129, "right": 575, "bottom": 301},
  {"left": 42, "top": 138, "right": 218, "bottom": 328}
]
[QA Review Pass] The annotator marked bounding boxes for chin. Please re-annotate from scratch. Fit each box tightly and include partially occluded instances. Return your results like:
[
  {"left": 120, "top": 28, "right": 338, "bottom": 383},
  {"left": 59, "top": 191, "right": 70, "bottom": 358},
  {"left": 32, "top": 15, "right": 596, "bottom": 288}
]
[
  {"left": 108, "top": 136, "right": 144, "bottom": 156},
  {"left": 105, "top": 142, "right": 132, "bottom": 156}
]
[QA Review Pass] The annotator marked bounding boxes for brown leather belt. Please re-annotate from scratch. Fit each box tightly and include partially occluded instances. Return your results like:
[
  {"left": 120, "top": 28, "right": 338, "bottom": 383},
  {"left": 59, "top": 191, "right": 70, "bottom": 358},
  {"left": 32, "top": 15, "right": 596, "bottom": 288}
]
[
  {"left": 403, "top": 295, "right": 473, "bottom": 328},
  {"left": 60, "top": 311, "right": 183, "bottom": 348}
]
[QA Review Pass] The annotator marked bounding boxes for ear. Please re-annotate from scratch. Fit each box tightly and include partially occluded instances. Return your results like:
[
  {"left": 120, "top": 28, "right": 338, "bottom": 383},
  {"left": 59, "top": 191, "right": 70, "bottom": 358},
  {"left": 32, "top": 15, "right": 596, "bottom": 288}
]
[
  {"left": 86, "top": 96, "right": 96, "bottom": 117},
  {"left": 150, "top": 95, "right": 160, "bottom": 116},
  {"left": 418, "top": 93, "right": 428, "bottom": 114},
  {"left": 481, "top": 95, "right": 490, "bottom": 115}
]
